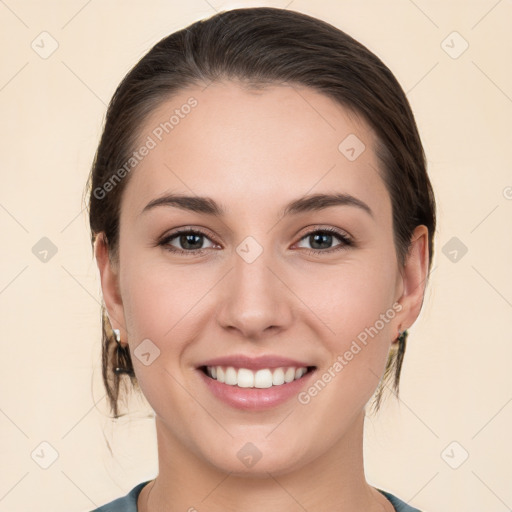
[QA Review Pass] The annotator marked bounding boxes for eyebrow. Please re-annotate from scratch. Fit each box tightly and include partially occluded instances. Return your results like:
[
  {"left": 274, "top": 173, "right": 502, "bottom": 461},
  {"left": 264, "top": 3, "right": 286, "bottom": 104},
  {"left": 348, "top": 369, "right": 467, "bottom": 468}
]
[{"left": 140, "top": 192, "right": 373, "bottom": 218}]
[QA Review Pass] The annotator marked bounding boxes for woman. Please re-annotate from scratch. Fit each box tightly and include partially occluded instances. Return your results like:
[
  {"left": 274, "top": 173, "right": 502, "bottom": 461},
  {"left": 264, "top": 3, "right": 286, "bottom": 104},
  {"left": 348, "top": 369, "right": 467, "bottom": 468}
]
[{"left": 87, "top": 7, "right": 435, "bottom": 511}]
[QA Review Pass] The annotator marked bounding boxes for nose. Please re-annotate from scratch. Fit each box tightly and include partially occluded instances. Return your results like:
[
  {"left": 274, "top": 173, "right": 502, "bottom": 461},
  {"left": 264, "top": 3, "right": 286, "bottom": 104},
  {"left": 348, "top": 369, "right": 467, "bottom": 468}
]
[{"left": 215, "top": 246, "right": 294, "bottom": 340}]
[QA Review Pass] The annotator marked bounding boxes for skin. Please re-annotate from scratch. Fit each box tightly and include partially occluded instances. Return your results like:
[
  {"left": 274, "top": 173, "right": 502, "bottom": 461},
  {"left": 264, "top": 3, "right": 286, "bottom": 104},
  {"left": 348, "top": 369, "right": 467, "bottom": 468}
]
[{"left": 95, "top": 81, "right": 429, "bottom": 512}]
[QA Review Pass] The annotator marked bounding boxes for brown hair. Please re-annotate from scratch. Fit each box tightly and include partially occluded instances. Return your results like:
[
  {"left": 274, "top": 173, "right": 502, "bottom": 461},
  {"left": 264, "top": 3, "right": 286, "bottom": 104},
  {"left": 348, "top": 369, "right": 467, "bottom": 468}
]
[{"left": 86, "top": 7, "right": 436, "bottom": 418}]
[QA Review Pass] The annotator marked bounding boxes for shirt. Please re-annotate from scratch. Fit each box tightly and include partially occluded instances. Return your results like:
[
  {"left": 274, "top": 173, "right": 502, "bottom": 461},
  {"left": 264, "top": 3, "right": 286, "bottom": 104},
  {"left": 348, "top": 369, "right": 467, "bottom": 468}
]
[{"left": 90, "top": 481, "right": 423, "bottom": 511}]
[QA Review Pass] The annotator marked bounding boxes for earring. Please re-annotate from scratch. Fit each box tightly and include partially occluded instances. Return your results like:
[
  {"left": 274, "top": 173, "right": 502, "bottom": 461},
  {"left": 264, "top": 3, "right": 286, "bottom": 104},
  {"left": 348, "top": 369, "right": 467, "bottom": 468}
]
[
  {"left": 396, "top": 329, "right": 408, "bottom": 352},
  {"left": 397, "top": 329, "right": 408, "bottom": 342},
  {"left": 113, "top": 329, "right": 135, "bottom": 376},
  {"left": 390, "top": 329, "right": 407, "bottom": 349}
]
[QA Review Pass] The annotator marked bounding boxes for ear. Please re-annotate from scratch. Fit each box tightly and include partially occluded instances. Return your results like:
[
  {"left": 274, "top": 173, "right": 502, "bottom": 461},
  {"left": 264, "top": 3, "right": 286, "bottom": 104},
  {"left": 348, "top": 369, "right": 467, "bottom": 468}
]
[
  {"left": 94, "top": 233, "right": 127, "bottom": 345},
  {"left": 394, "top": 225, "right": 430, "bottom": 333}
]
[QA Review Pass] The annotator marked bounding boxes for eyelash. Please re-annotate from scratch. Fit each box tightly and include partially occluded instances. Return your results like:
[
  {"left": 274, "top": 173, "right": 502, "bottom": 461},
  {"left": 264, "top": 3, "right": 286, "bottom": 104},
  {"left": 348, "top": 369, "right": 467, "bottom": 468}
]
[{"left": 157, "top": 226, "right": 353, "bottom": 257}]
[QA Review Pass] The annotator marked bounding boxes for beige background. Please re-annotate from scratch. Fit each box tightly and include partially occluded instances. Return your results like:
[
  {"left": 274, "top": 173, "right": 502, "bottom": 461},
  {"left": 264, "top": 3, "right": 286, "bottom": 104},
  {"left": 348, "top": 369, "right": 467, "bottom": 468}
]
[{"left": 1, "top": 0, "right": 511, "bottom": 511}]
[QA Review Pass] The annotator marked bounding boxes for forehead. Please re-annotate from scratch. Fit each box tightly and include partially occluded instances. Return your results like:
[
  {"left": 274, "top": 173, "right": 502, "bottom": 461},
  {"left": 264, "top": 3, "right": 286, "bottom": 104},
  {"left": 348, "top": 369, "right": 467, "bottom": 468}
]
[{"left": 121, "top": 81, "right": 390, "bottom": 221}]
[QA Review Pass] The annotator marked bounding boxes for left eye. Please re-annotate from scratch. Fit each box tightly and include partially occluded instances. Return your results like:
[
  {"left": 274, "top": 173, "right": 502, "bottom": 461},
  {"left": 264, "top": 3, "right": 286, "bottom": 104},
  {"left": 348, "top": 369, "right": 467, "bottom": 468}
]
[{"left": 296, "top": 229, "right": 352, "bottom": 252}]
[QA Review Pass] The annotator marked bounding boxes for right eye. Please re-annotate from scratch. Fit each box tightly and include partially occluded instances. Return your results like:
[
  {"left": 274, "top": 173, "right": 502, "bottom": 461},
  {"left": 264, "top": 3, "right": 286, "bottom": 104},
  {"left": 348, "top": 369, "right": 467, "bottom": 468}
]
[{"left": 158, "top": 228, "right": 218, "bottom": 256}]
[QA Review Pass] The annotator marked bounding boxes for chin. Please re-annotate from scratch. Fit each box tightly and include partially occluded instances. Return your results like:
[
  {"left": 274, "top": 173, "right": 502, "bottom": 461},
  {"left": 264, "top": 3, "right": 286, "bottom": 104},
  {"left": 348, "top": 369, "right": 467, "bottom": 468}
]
[
  {"left": 204, "top": 445, "right": 307, "bottom": 477},
  {"left": 187, "top": 427, "right": 314, "bottom": 478}
]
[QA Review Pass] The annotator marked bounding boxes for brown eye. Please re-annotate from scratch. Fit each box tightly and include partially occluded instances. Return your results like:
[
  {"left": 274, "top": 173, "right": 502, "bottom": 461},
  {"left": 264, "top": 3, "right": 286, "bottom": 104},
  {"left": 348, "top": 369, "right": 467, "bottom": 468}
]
[
  {"left": 295, "top": 228, "right": 352, "bottom": 254},
  {"left": 159, "top": 229, "right": 217, "bottom": 255}
]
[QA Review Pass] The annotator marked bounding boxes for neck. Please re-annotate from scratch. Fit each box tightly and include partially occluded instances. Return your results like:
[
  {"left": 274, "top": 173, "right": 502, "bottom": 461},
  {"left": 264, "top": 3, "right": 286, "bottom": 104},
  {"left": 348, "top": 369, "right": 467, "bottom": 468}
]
[{"left": 139, "top": 410, "right": 392, "bottom": 512}]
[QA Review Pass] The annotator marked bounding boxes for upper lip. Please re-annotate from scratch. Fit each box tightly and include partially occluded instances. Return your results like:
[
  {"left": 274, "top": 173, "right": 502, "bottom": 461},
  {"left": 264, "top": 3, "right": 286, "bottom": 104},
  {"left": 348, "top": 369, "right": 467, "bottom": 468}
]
[{"left": 198, "top": 355, "right": 314, "bottom": 370}]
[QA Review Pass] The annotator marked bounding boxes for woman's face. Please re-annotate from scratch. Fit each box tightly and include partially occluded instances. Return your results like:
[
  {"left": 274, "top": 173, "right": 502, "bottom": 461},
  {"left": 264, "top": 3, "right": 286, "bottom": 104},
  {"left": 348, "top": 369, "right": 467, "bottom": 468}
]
[{"left": 98, "top": 81, "right": 426, "bottom": 475}]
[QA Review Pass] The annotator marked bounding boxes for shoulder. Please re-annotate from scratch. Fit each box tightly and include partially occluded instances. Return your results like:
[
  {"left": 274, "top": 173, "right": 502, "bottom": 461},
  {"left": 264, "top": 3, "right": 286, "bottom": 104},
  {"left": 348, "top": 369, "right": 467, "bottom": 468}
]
[
  {"left": 378, "top": 489, "right": 423, "bottom": 512},
  {"left": 89, "top": 481, "right": 151, "bottom": 512}
]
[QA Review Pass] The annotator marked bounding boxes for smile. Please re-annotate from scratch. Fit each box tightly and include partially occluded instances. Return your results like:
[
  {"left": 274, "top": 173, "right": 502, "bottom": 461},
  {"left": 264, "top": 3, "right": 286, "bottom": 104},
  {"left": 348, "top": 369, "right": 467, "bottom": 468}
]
[
  {"left": 202, "top": 365, "right": 313, "bottom": 388},
  {"left": 197, "top": 355, "right": 317, "bottom": 409}
]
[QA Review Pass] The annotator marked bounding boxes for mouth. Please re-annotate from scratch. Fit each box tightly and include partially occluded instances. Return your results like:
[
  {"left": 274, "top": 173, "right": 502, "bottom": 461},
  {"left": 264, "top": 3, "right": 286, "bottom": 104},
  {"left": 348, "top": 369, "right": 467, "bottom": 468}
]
[
  {"left": 199, "top": 365, "right": 316, "bottom": 388},
  {"left": 196, "top": 355, "right": 317, "bottom": 409}
]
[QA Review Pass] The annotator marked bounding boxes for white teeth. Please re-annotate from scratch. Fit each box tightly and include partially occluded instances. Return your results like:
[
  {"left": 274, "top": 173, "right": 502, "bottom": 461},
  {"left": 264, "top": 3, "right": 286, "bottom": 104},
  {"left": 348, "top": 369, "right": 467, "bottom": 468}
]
[
  {"left": 254, "top": 369, "right": 273, "bottom": 388},
  {"left": 205, "top": 365, "right": 309, "bottom": 388},
  {"left": 295, "top": 367, "right": 306, "bottom": 379},
  {"left": 272, "top": 368, "right": 285, "bottom": 385},
  {"left": 237, "top": 368, "right": 254, "bottom": 388},
  {"left": 284, "top": 367, "right": 296, "bottom": 383},
  {"left": 225, "top": 367, "right": 237, "bottom": 385}
]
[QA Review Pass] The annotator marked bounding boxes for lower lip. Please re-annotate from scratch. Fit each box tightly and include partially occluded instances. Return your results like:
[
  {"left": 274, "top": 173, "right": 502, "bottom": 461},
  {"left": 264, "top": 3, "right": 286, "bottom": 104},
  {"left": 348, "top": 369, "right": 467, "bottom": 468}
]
[{"left": 198, "top": 368, "right": 316, "bottom": 410}]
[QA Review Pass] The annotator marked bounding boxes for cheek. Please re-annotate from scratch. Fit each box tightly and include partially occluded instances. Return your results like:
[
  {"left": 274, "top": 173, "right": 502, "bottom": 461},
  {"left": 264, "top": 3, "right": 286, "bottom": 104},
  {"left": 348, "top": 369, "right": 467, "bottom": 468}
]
[
  {"left": 297, "top": 254, "right": 399, "bottom": 398},
  {"left": 118, "top": 251, "right": 227, "bottom": 400},
  {"left": 118, "top": 257, "right": 207, "bottom": 413},
  {"left": 297, "top": 255, "right": 398, "bottom": 342},
  {"left": 120, "top": 252, "right": 209, "bottom": 340}
]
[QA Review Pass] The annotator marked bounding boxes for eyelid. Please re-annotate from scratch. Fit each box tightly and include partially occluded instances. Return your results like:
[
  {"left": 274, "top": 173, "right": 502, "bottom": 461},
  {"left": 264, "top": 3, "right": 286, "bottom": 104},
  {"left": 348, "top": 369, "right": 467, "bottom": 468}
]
[{"left": 295, "top": 225, "right": 352, "bottom": 243}]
